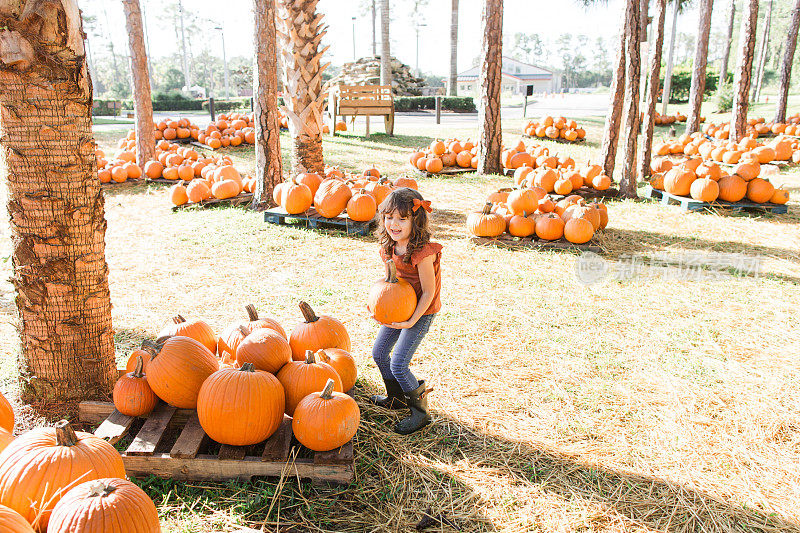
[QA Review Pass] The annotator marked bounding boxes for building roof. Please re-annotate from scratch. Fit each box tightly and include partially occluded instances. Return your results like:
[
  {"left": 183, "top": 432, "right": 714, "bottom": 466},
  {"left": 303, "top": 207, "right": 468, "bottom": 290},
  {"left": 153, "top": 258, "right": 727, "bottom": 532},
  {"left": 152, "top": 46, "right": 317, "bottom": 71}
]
[{"left": 457, "top": 57, "right": 555, "bottom": 82}]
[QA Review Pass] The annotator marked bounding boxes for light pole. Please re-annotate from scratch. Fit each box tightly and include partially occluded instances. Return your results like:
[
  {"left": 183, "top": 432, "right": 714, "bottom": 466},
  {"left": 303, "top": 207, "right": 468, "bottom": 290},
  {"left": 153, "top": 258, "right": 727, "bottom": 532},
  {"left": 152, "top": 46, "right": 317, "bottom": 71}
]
[
  {"left": 415, "top": 23, "right": 427, "bottom": 77},
  {"left": 215, "top": 25, "right": 230, "bottom": 98},
  {"left": 352, "top": 17, "right": 357, "bottom": 61}
]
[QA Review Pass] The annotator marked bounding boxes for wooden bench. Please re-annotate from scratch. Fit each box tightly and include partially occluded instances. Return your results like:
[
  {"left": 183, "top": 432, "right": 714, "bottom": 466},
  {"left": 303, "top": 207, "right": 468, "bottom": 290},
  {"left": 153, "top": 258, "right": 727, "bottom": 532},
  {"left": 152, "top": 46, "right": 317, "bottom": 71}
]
[{"left": 329, "top": 84, "right": 394, "bottom": 136}]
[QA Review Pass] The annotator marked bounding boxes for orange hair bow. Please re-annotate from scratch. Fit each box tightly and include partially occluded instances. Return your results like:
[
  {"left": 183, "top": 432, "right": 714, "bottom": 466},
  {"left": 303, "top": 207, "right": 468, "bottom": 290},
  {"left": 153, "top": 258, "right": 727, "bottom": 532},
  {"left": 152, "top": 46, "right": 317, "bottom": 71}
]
[{"left": 412, "top": 198, "right": 432, "bottom": 213}]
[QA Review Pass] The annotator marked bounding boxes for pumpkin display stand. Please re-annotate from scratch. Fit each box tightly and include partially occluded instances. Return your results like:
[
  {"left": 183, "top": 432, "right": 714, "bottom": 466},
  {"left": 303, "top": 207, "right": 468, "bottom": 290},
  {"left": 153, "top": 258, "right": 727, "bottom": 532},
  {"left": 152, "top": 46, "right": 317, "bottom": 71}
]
[
  {"left": 471, "top": 234, "right": 603, "bottom": 252},
  {"left": 172, "top": 192, "right": 254, "bottom": 211},
  {"left": 643, "top": 185, "right": 788, "bottom": 214},
  {"left": 77, "top": 394, "right": 356, "bottom": 485},
  {"left": 263, "top": 206, "right": 376, "bottom": 236}
]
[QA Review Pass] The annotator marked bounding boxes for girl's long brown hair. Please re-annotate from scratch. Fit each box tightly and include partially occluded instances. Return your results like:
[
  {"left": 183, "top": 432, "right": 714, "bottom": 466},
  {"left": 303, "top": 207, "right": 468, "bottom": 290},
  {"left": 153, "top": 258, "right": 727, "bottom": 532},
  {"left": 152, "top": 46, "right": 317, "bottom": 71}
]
[{"left": 376, "top": 187, "right": 431, "bottom": 263}]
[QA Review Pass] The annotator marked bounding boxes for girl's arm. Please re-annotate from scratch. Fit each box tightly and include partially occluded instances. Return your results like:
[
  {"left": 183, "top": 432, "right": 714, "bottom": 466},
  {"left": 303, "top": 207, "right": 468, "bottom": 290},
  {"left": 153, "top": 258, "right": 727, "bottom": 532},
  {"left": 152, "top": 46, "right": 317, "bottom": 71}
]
[{"left": 390, "top": 254, "right": 436, "bottom": 329}]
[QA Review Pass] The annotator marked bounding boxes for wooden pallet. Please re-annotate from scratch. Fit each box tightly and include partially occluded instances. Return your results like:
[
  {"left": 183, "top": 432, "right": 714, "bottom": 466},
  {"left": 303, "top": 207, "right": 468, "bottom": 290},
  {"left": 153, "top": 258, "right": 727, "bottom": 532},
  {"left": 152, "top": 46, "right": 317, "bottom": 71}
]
[
  {"left": 495, "top": 182, "right": 621, "bottom": 201},
  {"left": 144, "top": 178, "right": 177, "bottom": 185},
  {"left": 471, "top": 234, "right": 603, "bottom": 252},
  {"left": 173, "top": 193, "right": 254, "bottom": 211},
  {"left": 264, "top": 207, "right": 376, "bottom": 236},
  {"left": 521, "top": 134, "right": 586, "bottom": 144},
  {"left": 642, "top": 185, "right": 788, "bottom": 214},
  {"left": 78, "top": 399, "right": 354, "bottom": 485},
  {"left": 410, "top": 164, "right": 475, "bottom": 177},
  {"left": 101, "top": 179, "right": 143, "bottom": 187}
]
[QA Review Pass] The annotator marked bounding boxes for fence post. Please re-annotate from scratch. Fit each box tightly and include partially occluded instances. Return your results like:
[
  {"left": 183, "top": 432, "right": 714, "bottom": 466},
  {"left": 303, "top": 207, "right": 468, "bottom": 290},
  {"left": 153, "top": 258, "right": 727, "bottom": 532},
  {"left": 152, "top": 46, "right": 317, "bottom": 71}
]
[
  {"left": 523, "top": 94, "right": 528, "bottom": 118},
  {"left": 250, "top": 97, "right": 254, "bottom": 112},
  {"left": 435, "top": 95, "right": 441, "bottom": 124},
  {"left": 209, "top": 97, "right": 215, "bottom": 122}
]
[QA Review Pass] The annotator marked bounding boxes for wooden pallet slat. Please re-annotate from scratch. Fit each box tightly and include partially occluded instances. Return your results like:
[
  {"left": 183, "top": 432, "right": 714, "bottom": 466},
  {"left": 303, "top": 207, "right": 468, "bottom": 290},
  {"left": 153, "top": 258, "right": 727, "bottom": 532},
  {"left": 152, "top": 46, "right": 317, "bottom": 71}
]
[
  {"left": 218, "top": 444, "right": 249, "bottom": 461},
  {"left": 93, "top": 410, "right": 135, "bottom": 445},
  {"left": 314, "top": 440, "right": 354, "bottom": 465},
  {"left": 125, "top": 403, "right": 177, "bottom": 456},
  {"left": 471, "top": 235, "right": 603, "bottom": 253},
  {"left": 173, "top": 192, "right": 253, "bottom": 211},
  {"left": 169, "top": 412, "right": 207, "bottom": 459},
  {"left": 262, "top": 415, "right": 293, "bottom": 462}
]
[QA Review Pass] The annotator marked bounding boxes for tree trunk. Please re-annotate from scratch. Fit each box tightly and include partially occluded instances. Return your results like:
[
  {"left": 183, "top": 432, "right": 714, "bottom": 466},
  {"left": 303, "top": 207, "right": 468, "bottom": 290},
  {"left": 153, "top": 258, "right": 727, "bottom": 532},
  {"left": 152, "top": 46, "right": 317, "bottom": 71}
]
[
  {"left": 752, "top": 0, "right": 773, "bottom": 102},
  {"left": 380, "top": 0, "right": 391, "bottom": 87},
  {"left": 599, "top": 0, "right": 631, "bottom": 178},
  {"left": 449, "top": 0, "right": 459, "bottom": 96},
  {"left": 371, "top": 0, "right": 376, "bottom": 56},
  {"left": 685, "top": 0, "right": 714, "bottom": 134},
  {"left": 774, "top": 0, "right": 800, "bottom": 122},
  {"left": 661, "top": 0, "right": 679, "bottom": 114},
  {"left": 638, "top": 0, "right": 649, "bottom": 105},
  {"left": 732, "top": 0, "right": 760, "bottom": 141},
  {"left": 620, "top": 0, "right": 641, "bottom": 198},
  {"left": 639, "top": 0, "right": 667, "bottom": 180},
  {"left": 0, "top": 0, "right": 116, "bottom": 401},
  {"left": 477, "top": 0, "right": 503, "bottom": 175},
  {"left": 123, "top": 0, "right": 155, "bottom": 168},
  {"left": 276, "top": 0, "right": 328, "bottom": 175},
  {"left": 253, "top": 0, "right": 284, "bottom": 208},
  {"left": 719, "top": 0, "right": 736, "bottom": 83},
  {"left": 177, "top": 0, "right": 190, "bottom": 88}
]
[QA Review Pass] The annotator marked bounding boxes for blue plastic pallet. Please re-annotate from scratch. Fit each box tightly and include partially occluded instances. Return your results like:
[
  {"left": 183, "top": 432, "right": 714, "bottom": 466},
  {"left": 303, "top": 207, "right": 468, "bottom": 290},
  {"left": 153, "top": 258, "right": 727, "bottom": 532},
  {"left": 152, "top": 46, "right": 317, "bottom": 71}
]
[
  {"left": 264, "top": 207, "right": 376, "bottom": 236},
  {"left": 643, "top": 185, "right": 788, "bottom": 214}
]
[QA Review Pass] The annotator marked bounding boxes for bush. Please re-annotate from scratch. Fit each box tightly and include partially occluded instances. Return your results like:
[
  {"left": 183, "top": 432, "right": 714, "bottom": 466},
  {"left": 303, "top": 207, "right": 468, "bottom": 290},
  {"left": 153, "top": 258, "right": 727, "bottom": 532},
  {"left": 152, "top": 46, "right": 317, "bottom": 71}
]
[
  {"left": 714, "top": 81, "right": 734, "bottom": 113},
  {"left": 201, "top": 97, "right": 252, "bottom": 113},
  {"left": 150, "top": 91, "right": 204, "bottom": 111},
  {"left": 92, "top": 99, "right": 122, "bottom": 116},
  {"left": 393, "top": 96, "right": 476, "bottom": 112},
  {"left": 659, "top": 67, "right": 719, "bottom": 103}
]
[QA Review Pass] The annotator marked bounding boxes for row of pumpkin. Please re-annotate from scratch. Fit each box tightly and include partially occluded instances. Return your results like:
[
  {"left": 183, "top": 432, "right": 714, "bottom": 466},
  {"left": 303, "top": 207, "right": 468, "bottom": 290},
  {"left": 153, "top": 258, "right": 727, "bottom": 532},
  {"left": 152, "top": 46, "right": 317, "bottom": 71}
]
[
  {"left": 654, "top": 132, "right": 800, "bottom": 164},
  {"left": 701, "top": 114, "right": 800, "bottom": 140},
  {"left": 523, "top": 116, "right": 587, "bottom": 142}
]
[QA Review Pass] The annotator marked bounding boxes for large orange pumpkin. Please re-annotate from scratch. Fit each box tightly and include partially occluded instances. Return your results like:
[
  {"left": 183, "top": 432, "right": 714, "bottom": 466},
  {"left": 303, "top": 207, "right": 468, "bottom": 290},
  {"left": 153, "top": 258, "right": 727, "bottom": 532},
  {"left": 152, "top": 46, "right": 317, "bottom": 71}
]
[
  {"left": 0, "top": 391, "right": 13, "bottom": 433},
  {"left": 235, "top": 328, "right": 292, "bottom": 374},
  {"left": 145, "top": 337, "right": 219, "bottom": 409},
  {"left": 663, "top": 168, "right": 695, "bottom": 197},
  {"left": 314, "top": 179, "right": 352, "bottom": 218},
  {"left": 717, "top": 175, "right": 747, "bottom": 202},
  {"left": 158, "top": 315, "right": 217, "bottom": 353},
  {"left": 0, "top": 422, "right": 125, "bottom": 532},
  {"left": 506, "top": 189, "right": 538, "bottom": 215},
  {"left": 508, "top": 213, "right": 536, "bottom": 237},
  {"left": 367, "top": 260, "right": 417, "bottom": 325},
  {"left": 197, "top": 364, "right": 285, "bottom": 445},
  {"left": 347, "top": 189, "right": 378, "bottom": 222},
  {"left": 47, "top": 478, "right": 159, "bottom": 533},
  {"left": 0, "top": 504, "right": 34, "bottom": 533},
  {"left": 467, "top": 202, "right": 506, "bottom": 237},
  {"left": 277, "top": 351, "right": 343, "bottom": 416},
  {"left": 281, "top": 177, "right": 313, "bottom": 214},
  {"left": 770, "top": 187, "right": 789, "bottom": 204},
  {"left": 112, "top": 356, "right": 158, "bottom": 417},
  {"left": 745, "top": 178, "right": 775, "bottom": 203},
  {"left": 563, "top": 218, "right": 594, "bottom": 244},
  {"left": 315, "top": 349, "right": 357, "bottom": 392},
  {"left": 689, "top": 177, "right": 720, "bottom": 202},
  {"left": 288, "top": 302, "right": 351, "bottom": 361},
  {"left": 292, "top": 379, "right": 360, "bottom": 452}
]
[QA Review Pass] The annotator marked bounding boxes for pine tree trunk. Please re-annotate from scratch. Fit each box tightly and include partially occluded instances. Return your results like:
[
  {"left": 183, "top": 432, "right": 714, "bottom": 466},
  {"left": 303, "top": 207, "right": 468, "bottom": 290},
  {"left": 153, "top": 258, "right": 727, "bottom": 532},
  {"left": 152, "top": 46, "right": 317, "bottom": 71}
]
[
  {"left": 752, "top": 0, "right": 773, "bottom": 102},
  {"left": 371, "top": 0, "right": 377, "bottom": 56},
  {"left": 639, "top": 0, "right": 667, "bottom": 180},
  {"left": 123, "top": 0, "right": 155, "bottom": 168},
  {"left": 276, "top": 0, "right": 328, "bottom": 175},
  {"left": 599, "top": 0, "right": 632, "bottom": 178},
  {"left": 380, "top": 0, "right": 391, "bottom": 86},
  {"left": 177, "top": 0, "right": 190, "bottom": 88},
  {"left": 620, "top": 0, "right": 641, "bottom": 198},
  {"left": 775, "top": 0, "right": 800, "bottom": 122},
  {"left": 686, "top": 0, "right": 714, "bottom": 134},
  {"left": 719, "top": 0, "right": 736, "bottom": 82},
  {"left": 661, "top": 0, "right": 679, "bottom": 115},
  {"left": 449, "top": 0, "right": 459, "bottom": 96},
  {"left": 0, "top": 0, "right": 116, "bottom": 401},
  {"left": 253, "top": 0, "right": 284, "bottom": 208},
  {"left": 732, "top": 0, "right": 760, "bottom": 141},
  {"left": 477, "top": 0, "right": 503, "bottom": 175}
]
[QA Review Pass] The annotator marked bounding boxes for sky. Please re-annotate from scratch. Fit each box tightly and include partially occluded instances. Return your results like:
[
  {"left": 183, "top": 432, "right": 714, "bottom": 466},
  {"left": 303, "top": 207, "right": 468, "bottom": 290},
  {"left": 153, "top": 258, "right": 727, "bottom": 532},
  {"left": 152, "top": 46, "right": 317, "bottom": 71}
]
[{"left": 80, "top": 0, "right": 718, "bottom": 76}]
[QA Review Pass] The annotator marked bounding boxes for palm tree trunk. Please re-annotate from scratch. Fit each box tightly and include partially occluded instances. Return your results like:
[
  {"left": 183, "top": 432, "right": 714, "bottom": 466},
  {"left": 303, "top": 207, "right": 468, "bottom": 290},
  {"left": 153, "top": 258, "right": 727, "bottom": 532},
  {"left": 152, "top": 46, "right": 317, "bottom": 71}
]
[
  {"left": 752, "top": 0, "right": 773, "bottom": 102},
  {"left": 619, "top": 0, "right": 641, "bottom": 198},
  {"left": 449, "top": 0, "right": 459, "bottom": 96},
  {"left": 599, "top": 0, "right": 632, "bottom": 178},
  {"left": 0, "top": 0, "right": 116, "bottom": 402},
  {"left": 732, "top": 0, "right": 760, "bottom": 141},
  {"left": 380, "top": 0, "right": 391, "bottom": 87},
  {"left": 774, "top": 0, "right": 800, "bottom": 122},
  {"left": 477, "top": 0, "right": 503, "bottom": 175},
  {"left": 253, "top": 0, "right": 284, "bottom": 207},
  {"left": 639, "top": 0, "right": 667, "bottom": 180},
  {"left": 685, "top": 0, "right": 714, "bottom": 134},
  {"left": 719, "top": 0, "right": 736, "bottom": 83},
  {"left": 123, "top": 0, "right": 156, "bottom": 167},
  {"left": 661, "top": 0, "right": 679, "bottom": 115},
  {"left": 276, "top": 0, "right": 328, "bottom": 175}
]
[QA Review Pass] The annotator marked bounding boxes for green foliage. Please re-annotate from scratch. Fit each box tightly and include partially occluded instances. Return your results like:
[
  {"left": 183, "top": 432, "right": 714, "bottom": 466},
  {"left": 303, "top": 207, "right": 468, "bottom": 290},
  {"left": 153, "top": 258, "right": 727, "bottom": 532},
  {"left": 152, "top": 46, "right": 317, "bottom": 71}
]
[
  {"left": 201, "top": 97, "right": 252, "bottom": 112},
  {"left": 161, "top": 68, "right": 185, "bottom": 92},
  {"left": 659, "top": 67, "right": 719, "bottom": 103},
  {"left": 393, "top": 96, "right": 476, "bottom": 112},
  {"left": 150, "top": 91, "right": 204, "bottom": 111},
  {"left": 92, "top": 99, "right": 122, "bottom": 116},
  {"left": 714, "top": 81, "right": 734, "bottom": 113}
]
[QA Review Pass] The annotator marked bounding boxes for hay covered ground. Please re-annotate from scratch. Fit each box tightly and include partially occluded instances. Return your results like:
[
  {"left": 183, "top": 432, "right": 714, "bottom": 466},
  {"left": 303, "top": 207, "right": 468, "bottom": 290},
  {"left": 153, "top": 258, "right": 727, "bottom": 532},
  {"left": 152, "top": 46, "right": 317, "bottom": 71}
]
[{"left": 0, "top": 109, "right": 799, "bottom": 532}]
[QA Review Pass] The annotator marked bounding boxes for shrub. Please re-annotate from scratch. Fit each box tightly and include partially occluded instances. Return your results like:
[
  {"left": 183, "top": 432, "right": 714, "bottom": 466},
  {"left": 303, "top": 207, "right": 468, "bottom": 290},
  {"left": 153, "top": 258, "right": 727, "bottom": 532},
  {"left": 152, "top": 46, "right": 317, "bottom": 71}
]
[
  {"left": 659, "top": 67, "right": 719, "bottom": 103},
  {"left": 92, "top": 99, "right": 122, "bottom": 116},
  {"left": 393, "top": 96, "right": 476, "bottom": 112},
  {"left": 150, "top": 91, "right": 204, "bottom": 111},
  {"left": 201, "top": 97, "right": 252, "bottom": 112},
  {"left": 714, "top": 81, "right": 734, "bottom": 113}
]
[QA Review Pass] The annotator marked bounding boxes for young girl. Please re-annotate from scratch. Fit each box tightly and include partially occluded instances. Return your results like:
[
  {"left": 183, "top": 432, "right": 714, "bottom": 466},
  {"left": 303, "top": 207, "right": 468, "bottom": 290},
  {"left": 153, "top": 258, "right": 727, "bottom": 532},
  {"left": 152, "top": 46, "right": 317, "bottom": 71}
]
[{"left": 370, "top": 187, "right": 442, "bottom": 435}]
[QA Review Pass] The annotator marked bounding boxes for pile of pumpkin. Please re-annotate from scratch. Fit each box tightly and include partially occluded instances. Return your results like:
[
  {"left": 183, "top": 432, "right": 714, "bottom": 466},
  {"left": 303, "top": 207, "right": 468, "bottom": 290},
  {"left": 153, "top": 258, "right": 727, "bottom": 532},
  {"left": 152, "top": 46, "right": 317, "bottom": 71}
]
[
  {"left": 274, "top": 165, "right": 418, "bottom": 220},
  {"left": 153, "top": 116, "right": 202, "bottom": 142},
  {"left": 523, "top": 116, "right": 586, "bottom": 142},
  {"left": 504, "top": 142, "right": 614, "bottom": 193},
  {"left": 653, "top": 132, "right": 800, "bottom": 165},
  {"left": 169, "top": 162, "right": 255, "bottom": 206},
  {"left": 649, "top": 156, "right": 789, "bottom": 204},
  {"left": 653, "top": 111, "right": 687, "bottom": 125},
  {"left": 467, "top": 187, "right": 608, "bottom": 244},
  {"left": 0, "top": 392, "right": 160, "bottom": 531},
  {"left": 701, "top": 116, "right": 800, "bottom": 140},
  {"left": 196, "top": 112, "right": 256, "bottom": 149},
  {"left": 409, "top": 138, "right": 479, "bottom": 173}
]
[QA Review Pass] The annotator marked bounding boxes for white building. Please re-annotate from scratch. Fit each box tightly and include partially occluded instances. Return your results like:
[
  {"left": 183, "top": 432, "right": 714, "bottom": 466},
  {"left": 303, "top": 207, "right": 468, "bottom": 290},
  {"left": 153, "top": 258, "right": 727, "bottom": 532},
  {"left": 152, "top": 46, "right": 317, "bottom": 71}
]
[{"left": 455, "top": 57, "right": 561, "bottom": 96}]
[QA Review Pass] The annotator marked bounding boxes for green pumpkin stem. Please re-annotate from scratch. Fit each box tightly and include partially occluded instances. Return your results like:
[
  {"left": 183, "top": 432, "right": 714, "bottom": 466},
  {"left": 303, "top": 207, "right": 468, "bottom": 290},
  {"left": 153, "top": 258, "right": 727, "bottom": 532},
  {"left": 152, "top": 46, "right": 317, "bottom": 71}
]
[
  {"left": 132, "top": 355, "right": 145, "bottom": 378},
  {"left": 239, "top": 362, "right": 255, "bottom": 372},
  {"left": 298, "top": 301, "right": 319, "bottom": 323},
  {"left": 86, "top": 480, "right": 117, "bottom": 498},
  {"left": 304, "top": 350, "right": 316, "bottom": 364},
  {"left": 384, "top": 260, "right": 399, "bottom": 284},
  {"left": 320, "top": 378, "right": 336, "bottom": 400},
  {"left": 245, "top": 304, "right": 259, "bottom": 321},
  {"left": 55, "top": 420, "right": 79, "bottom": 447}
]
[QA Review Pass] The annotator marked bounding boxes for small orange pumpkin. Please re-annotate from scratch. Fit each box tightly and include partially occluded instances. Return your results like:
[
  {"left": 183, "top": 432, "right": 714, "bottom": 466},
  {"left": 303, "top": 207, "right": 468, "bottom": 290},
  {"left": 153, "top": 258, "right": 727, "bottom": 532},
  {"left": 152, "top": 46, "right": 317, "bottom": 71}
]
[
  {"left": 289, "top": 302, "right": 351, "bottom": 361},
  {"left": 368, "top": 260, "right": 418, "bottom": 325},
  {"left": 277, "top": 350, "right": 343, "bottom": 416},
  {"left": 315, "top": 349, "right": 357, "bottom": 392},
  {"left": 112, "top": 356, "right": 158, "bottom": 417},
  {"left": 292, "top": 378, "right": 360, "bottom": 452}
]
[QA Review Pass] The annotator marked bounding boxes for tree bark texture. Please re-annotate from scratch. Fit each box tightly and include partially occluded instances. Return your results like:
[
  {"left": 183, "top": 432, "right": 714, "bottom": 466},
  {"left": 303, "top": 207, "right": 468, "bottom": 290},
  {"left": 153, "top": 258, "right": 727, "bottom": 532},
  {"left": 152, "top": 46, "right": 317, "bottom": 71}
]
[
  {"left": 380, "top": 0, "right": 390, "bottom": 86},
  {"left": 732, "top": 0, "right": 759, "bottom": 141},
  {"left": 122, "top": 0, "right": 155, "bottom": 168},
  {"left": 775, "top": 0, "right": 800, "bottom": 122},
  {"left": 276, "top": 0, "right": 329, "bottom": 175},
  {"left": 639, "top": 0, "right": 667, "bottom": 180},
  {"left": 661, "top": 0, "right": 679, "bottom": 115},
  {"left": 449, "top": 0, "right": 458, "bottom": 96},
  {"left": 0, "top": 0, "right": 116, "bottom": 401},
  {"left": 253, "top": 0, "right": 283, "bottom": 208},
  {"left": 599, "top": 0, "right": 632, "bottom": 179},
  {"left": 719, "top": 0, "right": 736, "bottom": 83},
  {"left": 752, "top": 0, "right": 772, "bottom": 102},
  {"left": 685, "top": 0, "right": 714, "bottom": 134},
  {"left": 477, "top": 0, "right": 502, "bottom": 175},
  {"left": 619, "top": 0, "right": 641, "bottom": 198}
]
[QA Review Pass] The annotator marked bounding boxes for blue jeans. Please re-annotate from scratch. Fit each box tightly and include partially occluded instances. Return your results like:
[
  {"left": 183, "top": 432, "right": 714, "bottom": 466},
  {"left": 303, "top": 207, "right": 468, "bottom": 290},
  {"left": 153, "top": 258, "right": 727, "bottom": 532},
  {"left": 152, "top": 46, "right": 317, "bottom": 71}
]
[{"left": 371, "top": 314, "right": 436, "bottom": 392}]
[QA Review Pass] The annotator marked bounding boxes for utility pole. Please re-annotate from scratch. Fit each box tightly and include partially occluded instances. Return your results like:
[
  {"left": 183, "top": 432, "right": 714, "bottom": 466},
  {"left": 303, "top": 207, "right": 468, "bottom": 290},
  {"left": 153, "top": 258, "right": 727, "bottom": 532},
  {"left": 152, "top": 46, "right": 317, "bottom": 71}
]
[
  {"left": 661, "top": 0, "right": 679, "bottom": 115},
  {"left": 215, "top": 25, "right": 230, "bottom": 97}
]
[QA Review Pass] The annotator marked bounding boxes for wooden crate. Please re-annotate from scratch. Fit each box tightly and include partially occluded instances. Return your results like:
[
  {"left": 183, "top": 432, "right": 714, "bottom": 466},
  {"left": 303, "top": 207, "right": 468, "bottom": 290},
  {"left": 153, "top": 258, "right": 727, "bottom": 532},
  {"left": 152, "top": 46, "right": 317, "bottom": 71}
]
[
  {"left": 172, "top": 193, "right": 254, "bottom": 211},
  {"left": 643, "top": 185, "right": 788, "bottom": 214},
  {"left": 471, "top": 234, "right": 603, "bottom": 252},
  {"left": 264, "top": 207, "right": 375, "bottom": 236},
  {"left": 78, "top": 399, "right": 354, "bottom": 485}
]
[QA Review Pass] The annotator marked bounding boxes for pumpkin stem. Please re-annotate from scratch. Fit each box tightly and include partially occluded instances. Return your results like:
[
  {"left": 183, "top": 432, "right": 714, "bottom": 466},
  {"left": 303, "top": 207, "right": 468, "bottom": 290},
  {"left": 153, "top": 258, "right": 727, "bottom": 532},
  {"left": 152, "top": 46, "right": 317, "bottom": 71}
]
[
  {"left": 55, "top": 420, "right": 79, "bottom": 447},
  {"left": 172, "top": 315, "right": 186, "bottom": 324},
  {"left": 132, "top": 355, "right": 145, "bottom": 378},
  {"left": 245, "top": 304, "right": 259, "bottom": 321},
  {"left": 298, "top": 301, "right": 319, "bottom": 323},
  {"left": 320, "top": 378, "right": 336, "bottom": 400},
  {"left": 383, "top": 260, "right": 399, "bottom": 284},
  {"left": 304, "top": 349, "right": 316, "bottom": 364},
  {"left": 238, "top": 325, "right": 251, "bottom": 337},
  {"left": 86, "top": 480, "right": 117, "bottom": 498},
  {"left": 315, "top": 348, "right": 329, "bottom": 362},
  {"left": 239, "top": 362, "right": 255, "bottom": 372},
  {"left": 141, "top": 339, "right": 161, "bottom": 357},
  {"left": 481, "top": 201, "right": 493, "bottom": 215}
]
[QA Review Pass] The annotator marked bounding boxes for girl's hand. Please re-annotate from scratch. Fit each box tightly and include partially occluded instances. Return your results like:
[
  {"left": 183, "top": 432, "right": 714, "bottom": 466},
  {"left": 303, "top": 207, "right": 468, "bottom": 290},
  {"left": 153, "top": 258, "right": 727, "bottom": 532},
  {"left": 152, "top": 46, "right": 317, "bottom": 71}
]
[{"left": 388, "top": 320, "right": 416, "bottom": 329}]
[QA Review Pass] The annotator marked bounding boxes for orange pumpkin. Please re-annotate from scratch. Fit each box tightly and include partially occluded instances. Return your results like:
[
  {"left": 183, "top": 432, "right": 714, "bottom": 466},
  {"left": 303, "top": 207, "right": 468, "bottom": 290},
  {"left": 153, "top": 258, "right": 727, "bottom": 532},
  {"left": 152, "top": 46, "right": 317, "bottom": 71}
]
[
  {"left": 0, "top": 504, "right": 34, "bottom": 533},
  {"left": 158, "top": 315, "right": 217, "bottom": 353},
  {"left": 235, "top": 328, "right": 292, "bottom": 374},
  {"left": 689, "top": 177, "right": 720, "bottom": 202},
  {"left": 535, "top": 213, "right": 564, "bottom": 240},
  {"left": 292, "top": 379, "right": 360, "bottom": 452},
  {"left": 144, "top": 337, "right": 219, "bottom": 409},
  {"left": 112, "top": 356, "right": 157, "bottom": 417},
  {"left": 296, "top": 172, "right": 323, "bottom": 196},
  {"left": 277, "top": 351, "right": 343, "bottom": 417},
  {"left": 347, "top": 189, "right": 378, "bottom": 222},
  {"left": 315, "top": 349, "right": 357, "bottom": 392},
  {"left": 0, "top": 392, "right": 13, "bottom": 433},
  {"left": 717, "top": 175, "right": 747, "bottom": 202},
  {"left": 367, "top": 260, "right": 417, "bottom": 325},
  {"left": 563, "top": 217, "right": 594, "bottom": 244},
  {"left": 281, "top": 178, "right": 313, "bottom": 214},
  {"left": 508, "top": 213, "right": 536, "bottom": 237},
  {"left": 288, "top": 301, "right": 351, "bottom": 361},
  {"left": 745, "top": 178, "right": 775, "bottom": 203},
  {"left": 314, "top": 179, "right": 352, "bottom": 218},
  {"left": 467, "top": 202, "right": 506, "bottom": 237},
  {"left": 506, "top": 189, "right": 538, "bottom": 215},
  {"left": 770, "top": 187, "right": 789, "bottom": 204},
  {"left": 663, "top": 168, "right": 696, "bottom": 197}
]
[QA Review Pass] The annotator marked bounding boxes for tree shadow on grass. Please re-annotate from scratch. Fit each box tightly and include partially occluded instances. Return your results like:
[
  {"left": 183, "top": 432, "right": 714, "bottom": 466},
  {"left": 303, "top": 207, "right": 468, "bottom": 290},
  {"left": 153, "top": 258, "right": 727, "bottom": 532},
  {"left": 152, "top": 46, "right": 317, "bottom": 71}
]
[
  {"left": 429, "top": 208, "right": 468, "bottom": 242},
  {"left": 326, "top": 132, "right": 436, "bottom": 151}
]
